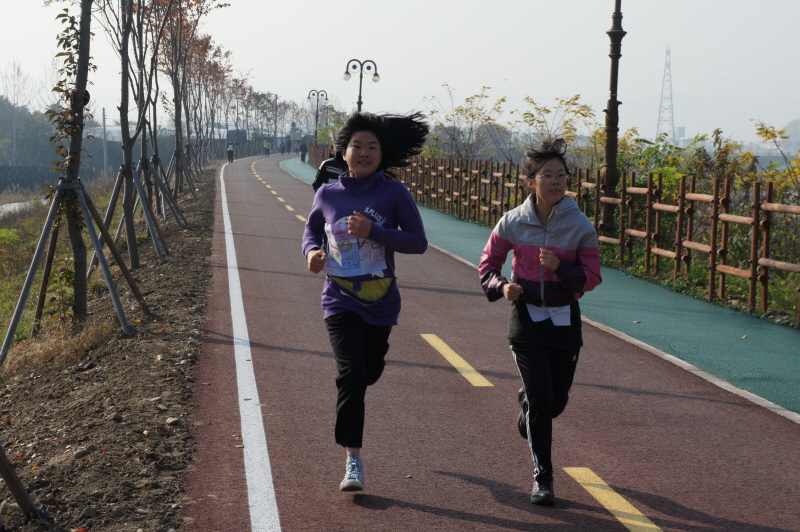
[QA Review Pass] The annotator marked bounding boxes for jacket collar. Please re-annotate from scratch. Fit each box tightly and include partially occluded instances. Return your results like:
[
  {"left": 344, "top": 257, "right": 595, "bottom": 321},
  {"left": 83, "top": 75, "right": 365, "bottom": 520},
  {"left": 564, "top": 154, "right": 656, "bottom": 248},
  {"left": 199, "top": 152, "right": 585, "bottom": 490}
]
[
  {"left": 519, "top": 194, "right": 579, "bottom": 226},
  {"left": 338, "top": 169, "right": 385, "bottom": 196}
]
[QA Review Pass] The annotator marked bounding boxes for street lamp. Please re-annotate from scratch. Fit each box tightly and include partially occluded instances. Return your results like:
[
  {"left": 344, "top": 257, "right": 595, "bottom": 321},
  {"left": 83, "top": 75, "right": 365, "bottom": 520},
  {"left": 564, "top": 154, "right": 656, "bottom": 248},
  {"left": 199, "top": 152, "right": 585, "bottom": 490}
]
[
  {"left": 307, "top": 90, "right": 328, "bottom": 146},
  {"left": 343, "top": 59, "right": 379, "bottom": 112},
  {"left": 600, "top": 0, "right": 626, "bottom": 231}
]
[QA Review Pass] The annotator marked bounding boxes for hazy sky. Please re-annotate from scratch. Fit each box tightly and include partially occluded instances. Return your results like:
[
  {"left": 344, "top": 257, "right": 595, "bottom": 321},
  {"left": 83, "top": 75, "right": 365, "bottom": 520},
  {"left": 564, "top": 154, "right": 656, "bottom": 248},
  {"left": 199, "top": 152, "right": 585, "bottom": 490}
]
[{"left": 5, "top": 0, "right": 800, "bottom": 145}]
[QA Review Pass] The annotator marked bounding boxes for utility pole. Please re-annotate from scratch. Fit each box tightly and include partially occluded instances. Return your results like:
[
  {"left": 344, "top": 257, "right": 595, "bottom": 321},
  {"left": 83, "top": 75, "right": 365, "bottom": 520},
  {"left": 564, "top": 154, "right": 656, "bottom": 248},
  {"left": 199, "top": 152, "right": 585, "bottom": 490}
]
[{"left": 102, "top": 107, "right": 108, "bottom": 179}]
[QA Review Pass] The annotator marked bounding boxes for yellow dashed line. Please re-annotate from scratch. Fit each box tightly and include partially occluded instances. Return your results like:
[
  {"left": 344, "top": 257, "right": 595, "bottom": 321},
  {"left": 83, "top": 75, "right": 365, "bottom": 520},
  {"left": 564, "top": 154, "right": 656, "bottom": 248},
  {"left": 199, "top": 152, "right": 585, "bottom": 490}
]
[
  {"left": 296, "top": 215, "right": 307, "bottom": 222},
  {"left": 277, "top": 197, "right": 285, "bottom": 203},
  {"left": 266, "top": 185, "right": 272, "bottom": 189},
  {"left": 564, "top": 468, "right": 663, "bottom": 532},
  {"left": 420, "top": 334, "right": 493, "bottom": 387},
  {"left": 285, "top": 205, "right": 295, "bottom": 212},
  {"left": 271, "top": 190, "right": 277, "bottom": 195}
]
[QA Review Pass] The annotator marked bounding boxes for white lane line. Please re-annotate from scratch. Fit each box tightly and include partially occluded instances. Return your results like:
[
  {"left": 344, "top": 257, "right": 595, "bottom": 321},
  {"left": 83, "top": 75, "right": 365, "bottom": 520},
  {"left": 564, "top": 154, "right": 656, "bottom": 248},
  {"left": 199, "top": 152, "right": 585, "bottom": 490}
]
[{"left": 220, "top": 163, "right": 282, "bottom": 531}]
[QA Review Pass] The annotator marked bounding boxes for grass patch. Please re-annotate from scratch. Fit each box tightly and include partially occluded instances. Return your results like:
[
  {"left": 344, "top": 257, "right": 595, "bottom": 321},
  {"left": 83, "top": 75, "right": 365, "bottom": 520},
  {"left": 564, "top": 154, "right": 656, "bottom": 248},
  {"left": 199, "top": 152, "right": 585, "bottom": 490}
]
[{"left": 0, "top": 316, "right": 118, "bottom": 383}]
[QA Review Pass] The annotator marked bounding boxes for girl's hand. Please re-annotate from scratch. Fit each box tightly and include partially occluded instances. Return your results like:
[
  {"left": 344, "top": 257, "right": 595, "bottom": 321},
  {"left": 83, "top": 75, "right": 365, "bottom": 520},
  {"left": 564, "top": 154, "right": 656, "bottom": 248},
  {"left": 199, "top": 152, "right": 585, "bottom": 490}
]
[
  {"left": 539, "top": 248, "right": 561, "bottom": 272},
  {"left": 307, "top": 249, "right": 329, "bottom": 274},
  {"left": 348, "top": 211, "right": 372, "bottom": 239},
  {"left": 503, "top": 283, "right": 523, "bottom": 301}
]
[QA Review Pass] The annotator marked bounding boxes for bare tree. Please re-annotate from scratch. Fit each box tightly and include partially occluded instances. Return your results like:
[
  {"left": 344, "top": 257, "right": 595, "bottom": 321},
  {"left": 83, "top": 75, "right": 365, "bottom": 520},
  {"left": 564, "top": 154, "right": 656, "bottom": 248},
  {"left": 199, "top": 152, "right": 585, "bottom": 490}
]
[{"left": 1, "top": 61, "right": 35, "bottom": 165}]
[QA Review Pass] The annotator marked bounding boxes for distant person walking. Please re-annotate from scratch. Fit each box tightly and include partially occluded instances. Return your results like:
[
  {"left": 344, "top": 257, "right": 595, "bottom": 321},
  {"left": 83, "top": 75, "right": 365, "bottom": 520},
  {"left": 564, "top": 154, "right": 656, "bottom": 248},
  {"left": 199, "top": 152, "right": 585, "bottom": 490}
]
[
  {"left": 312, "top": 146, "right": 342, "bottom": 192},
  {"left": 280, "top": 141, "right": 286, "bottom": 155},
  {"left": 479, "top": 138, "right": 601, "bottom": 506},
  {"left": 226, "top": 140, "right": 234, "bottom": 163},
  {"left": 299, "top": 141, "right": 308, "bottom": 163},
  {"left": 263, "top": 139, "right": 271, "bottom": 157}
]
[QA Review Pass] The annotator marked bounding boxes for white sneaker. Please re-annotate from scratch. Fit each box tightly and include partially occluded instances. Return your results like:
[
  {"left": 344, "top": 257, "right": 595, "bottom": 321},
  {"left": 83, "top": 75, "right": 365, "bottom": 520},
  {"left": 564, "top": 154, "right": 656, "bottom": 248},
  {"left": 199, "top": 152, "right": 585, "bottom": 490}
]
[{"left": 339, "top": 452, "right": 364, "bottom": 491}]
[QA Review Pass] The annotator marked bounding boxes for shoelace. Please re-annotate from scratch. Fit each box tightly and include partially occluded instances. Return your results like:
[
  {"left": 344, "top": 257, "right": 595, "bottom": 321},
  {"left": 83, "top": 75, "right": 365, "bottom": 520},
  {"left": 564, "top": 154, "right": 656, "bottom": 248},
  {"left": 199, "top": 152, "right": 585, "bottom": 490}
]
[{"left": 345, "top": 458, "right": 362, "bottom": 479}]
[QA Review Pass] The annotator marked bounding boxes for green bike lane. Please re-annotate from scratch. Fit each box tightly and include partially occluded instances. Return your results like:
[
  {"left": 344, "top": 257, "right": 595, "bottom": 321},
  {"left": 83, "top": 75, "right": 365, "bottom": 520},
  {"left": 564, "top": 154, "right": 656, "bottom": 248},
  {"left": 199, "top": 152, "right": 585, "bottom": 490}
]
[{"left": 282, "top": 157, "right": 800, "bottom": 419}]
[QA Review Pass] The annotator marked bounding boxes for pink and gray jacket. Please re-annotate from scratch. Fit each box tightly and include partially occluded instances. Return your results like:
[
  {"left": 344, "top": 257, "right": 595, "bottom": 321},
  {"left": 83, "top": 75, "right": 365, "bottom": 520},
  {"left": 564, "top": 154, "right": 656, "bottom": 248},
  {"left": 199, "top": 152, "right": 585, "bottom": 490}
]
[{"left": 479, "top": 195, "right": 601, "bottom": 307}]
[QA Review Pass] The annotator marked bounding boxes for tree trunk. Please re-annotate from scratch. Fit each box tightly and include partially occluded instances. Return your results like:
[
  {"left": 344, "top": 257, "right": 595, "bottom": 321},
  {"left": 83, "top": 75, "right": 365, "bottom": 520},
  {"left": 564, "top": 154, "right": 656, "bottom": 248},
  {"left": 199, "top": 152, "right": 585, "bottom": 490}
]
[
  {"left": 172, "top": 68, "right": 184, "bottom": 197},
  {"left": 62, "top": 0, "right": 94, "bottom": 324},
  {"left": 119, "top": 0, "right": 140, "bottom": 269}
]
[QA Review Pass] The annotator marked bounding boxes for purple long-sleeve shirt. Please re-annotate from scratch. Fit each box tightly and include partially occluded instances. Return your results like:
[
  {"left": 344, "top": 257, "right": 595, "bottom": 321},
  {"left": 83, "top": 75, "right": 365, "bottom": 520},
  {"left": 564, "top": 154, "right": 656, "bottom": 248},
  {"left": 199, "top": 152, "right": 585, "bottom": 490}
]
[{"left": 302, "top": 170, "right": 427, "bottom": 326}]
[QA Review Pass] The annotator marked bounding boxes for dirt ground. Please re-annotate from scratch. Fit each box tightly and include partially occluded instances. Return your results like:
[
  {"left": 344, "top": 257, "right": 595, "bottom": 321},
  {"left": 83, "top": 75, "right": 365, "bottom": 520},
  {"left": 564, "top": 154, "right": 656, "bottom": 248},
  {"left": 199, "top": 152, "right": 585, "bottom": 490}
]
[{"left": 0, "top": 169, "right": 218, "bottom": 531}]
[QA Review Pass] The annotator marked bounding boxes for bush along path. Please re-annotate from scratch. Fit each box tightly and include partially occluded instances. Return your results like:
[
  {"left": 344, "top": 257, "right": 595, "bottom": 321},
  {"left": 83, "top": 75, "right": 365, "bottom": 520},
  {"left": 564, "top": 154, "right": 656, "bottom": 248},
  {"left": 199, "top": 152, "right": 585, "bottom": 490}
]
[{"left": 0, "top": 168, "right": 216, "bottom": 531}]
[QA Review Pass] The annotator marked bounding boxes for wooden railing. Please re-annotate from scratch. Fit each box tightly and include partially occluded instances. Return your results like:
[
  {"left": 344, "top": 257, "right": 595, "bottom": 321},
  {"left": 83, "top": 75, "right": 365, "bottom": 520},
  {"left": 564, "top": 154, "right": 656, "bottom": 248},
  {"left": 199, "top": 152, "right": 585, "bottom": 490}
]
[{"left": 296, "top": 150, "right": 799, "bottom": 326}]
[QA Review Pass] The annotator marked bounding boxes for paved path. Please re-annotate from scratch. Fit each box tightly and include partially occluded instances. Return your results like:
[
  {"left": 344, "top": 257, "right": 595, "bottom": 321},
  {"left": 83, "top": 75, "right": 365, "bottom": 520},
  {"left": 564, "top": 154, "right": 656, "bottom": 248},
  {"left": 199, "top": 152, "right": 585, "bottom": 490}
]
[
  {"left": 283, "top": 157, "right": 800, "bottom": 418},
  {"left": 182, "top": 156, "right": 800, "bottom": 532}
]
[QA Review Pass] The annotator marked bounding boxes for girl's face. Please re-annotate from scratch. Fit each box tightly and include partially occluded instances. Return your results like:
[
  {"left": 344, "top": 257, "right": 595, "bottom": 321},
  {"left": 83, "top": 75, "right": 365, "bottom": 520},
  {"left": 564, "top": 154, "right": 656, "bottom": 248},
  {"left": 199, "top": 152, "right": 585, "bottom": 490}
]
[
  {"left": 528, "top": 158, "right": 568, "bottom": 209},
  {"left": 343, "top": 131, "right": 382, "bottom": 178}
]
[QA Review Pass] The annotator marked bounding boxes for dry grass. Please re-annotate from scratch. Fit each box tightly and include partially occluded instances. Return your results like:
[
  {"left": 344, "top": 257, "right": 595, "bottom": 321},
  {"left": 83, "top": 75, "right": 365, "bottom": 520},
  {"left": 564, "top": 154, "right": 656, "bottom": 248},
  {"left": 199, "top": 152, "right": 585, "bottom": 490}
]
[
  {"left": 0, "top": 316, "right": 118, "bottom": 383},
  {"left": 0, "top": 184, "right": 36, "bottom": 205}
]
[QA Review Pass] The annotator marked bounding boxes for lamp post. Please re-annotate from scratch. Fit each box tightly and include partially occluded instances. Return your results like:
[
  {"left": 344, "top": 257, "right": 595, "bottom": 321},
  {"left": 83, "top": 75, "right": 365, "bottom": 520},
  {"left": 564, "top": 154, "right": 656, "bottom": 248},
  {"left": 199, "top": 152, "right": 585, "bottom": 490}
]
[
  {"left": 600, "top": 0, "right": 626, "bottom": 232},
  {"left": 307, "top": 90, "right": 328, "bottom": 146},
  {"left": 343, "top": 59, "right": 379, "bottom": 112}
]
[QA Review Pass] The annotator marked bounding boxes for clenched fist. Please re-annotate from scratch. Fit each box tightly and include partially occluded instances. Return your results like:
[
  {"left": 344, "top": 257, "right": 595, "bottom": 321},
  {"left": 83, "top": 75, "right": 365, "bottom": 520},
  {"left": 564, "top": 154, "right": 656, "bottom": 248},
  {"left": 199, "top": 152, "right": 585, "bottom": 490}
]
[{"left": 307, "top": 249, "right": 329, "bottom": 274}]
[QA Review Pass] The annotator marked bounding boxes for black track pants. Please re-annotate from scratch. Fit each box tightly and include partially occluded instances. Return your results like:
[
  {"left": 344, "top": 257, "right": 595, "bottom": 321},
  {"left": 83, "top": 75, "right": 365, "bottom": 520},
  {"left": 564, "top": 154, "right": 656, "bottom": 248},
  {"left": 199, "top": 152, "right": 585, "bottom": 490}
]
[
  {"left": 512, "top": 342, "right": 580, "bottom": 482},
  {"left": 325, "top": 312, "right": 392, "bottom": 448}
]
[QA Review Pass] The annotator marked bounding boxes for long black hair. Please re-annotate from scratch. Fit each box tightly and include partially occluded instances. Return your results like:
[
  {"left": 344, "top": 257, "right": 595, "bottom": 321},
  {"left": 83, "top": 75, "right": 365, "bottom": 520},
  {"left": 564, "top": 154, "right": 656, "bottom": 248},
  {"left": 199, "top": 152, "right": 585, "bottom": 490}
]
[
  {"left": 334, "top": 112, "right": 429, "bottom": 179},
  {"left": 522, "top": 138, "right": 571, "bottom": 180}
]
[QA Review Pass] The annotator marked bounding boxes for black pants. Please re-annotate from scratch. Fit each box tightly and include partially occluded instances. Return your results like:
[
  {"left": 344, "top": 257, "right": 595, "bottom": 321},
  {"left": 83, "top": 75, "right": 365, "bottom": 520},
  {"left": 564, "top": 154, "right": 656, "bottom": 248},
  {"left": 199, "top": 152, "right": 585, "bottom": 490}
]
[
  {"left": 300, "top": 152, "right": 306, "bottom": 162},
  {"left": 227, "top": 151, "right": 233, "bottom": 163},
  {"left": 512, "top": 342, "right": 579, "bottom": 482},
  {"left": 325, "top": 312, "right": 391, "bottom": 448}
]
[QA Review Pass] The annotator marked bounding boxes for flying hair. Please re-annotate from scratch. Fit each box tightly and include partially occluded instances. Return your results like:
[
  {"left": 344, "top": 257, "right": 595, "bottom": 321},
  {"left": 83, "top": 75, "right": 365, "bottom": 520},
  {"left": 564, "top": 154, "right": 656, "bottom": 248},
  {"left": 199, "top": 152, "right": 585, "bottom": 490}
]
[
  {"left": 334, "top": 112, "right": 429, "bottom": 179},
  {"left": 523, "top": 138, "right": 571, "bottom": 180}
]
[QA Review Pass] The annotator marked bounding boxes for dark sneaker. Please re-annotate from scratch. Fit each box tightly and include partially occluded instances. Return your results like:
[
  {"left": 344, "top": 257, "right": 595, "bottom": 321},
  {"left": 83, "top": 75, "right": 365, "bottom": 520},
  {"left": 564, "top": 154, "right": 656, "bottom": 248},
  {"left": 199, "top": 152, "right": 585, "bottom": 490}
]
[
  {"left": 530, "top": 478, "right": 555, "bottom": 505},
  {"left": 339, "top": 452, "right": 364, "bottom": 491},
  {"left": 517, "top": 387, "right": 528, "bottom": 439}
]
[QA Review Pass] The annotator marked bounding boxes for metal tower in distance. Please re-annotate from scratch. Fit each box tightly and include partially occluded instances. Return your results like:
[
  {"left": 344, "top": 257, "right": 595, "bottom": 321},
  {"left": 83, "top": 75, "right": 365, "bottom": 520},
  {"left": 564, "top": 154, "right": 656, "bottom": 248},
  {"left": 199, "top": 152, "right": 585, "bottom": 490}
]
[{"left": 656, "top": 47, "right": 675, "bottom": 142}]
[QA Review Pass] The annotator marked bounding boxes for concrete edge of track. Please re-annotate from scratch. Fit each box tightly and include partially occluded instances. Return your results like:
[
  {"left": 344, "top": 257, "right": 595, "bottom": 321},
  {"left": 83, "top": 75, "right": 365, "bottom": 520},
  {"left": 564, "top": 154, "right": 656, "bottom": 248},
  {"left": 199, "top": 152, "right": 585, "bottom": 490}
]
[{"left": 277, "top": 157, "right": 800, "bottom": 427}]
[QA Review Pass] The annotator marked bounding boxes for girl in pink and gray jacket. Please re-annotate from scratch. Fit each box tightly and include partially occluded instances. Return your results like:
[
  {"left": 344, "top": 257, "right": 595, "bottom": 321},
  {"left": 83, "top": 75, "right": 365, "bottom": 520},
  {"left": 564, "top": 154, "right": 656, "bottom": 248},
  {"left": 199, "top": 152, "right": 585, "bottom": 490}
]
[{"left": 479, "top": 138, "right": 601, "bottom": 506}]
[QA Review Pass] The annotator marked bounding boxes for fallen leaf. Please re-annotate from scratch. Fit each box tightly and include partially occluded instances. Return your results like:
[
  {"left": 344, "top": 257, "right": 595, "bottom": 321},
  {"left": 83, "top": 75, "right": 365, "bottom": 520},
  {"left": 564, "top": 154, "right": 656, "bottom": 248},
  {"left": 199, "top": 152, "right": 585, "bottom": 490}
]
[
  {"left": 633, "top": 321, "right": 641, "bottom": 323},
  {"left": 742, "top": 335, "right": 747, "bottom": 339},
  {"left": 235, "top": 445, "right": 244, "bottom": 448}
]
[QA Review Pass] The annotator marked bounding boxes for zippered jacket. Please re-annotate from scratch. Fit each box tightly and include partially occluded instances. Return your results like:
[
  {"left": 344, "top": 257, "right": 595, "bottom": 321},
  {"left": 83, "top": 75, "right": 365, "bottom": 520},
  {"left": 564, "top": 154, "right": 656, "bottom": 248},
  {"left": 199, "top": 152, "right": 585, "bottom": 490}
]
[
  {"left": 302, "top": 170, "right": 427, "bottom": 326},
  {"left": 479, "top": 194, "right": 601, "bottom": 307}
]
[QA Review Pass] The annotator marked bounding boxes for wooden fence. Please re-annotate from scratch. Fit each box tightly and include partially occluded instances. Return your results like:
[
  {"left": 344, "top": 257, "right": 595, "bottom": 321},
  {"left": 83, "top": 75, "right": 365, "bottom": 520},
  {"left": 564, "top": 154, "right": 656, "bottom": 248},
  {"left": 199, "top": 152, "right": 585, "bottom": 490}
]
[{"left": 298, "top": 149, "right": 799, "bottom": 327}]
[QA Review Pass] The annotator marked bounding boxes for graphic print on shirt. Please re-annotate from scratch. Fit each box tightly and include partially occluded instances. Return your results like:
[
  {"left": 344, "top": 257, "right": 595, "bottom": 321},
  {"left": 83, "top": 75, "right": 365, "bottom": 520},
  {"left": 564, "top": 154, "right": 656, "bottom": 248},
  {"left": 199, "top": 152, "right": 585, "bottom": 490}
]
[{"left": 323, "top": 216, "right": 386, "bottom": 277}]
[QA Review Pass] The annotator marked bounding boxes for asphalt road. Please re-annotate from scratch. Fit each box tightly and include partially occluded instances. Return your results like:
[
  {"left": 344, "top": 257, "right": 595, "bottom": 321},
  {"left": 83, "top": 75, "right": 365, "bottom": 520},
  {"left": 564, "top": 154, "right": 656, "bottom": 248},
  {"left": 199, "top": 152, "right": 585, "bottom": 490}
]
[{"left": 182, "top": 155, "right": 800, "bottom": 532}]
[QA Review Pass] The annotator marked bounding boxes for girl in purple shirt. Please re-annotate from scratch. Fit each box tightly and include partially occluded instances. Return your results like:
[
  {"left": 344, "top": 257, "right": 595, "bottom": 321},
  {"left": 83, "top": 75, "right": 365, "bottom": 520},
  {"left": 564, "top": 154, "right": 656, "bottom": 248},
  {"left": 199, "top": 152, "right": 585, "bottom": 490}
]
[{"left": 302, "top": 112, "right": 428, "bottom": 492}]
